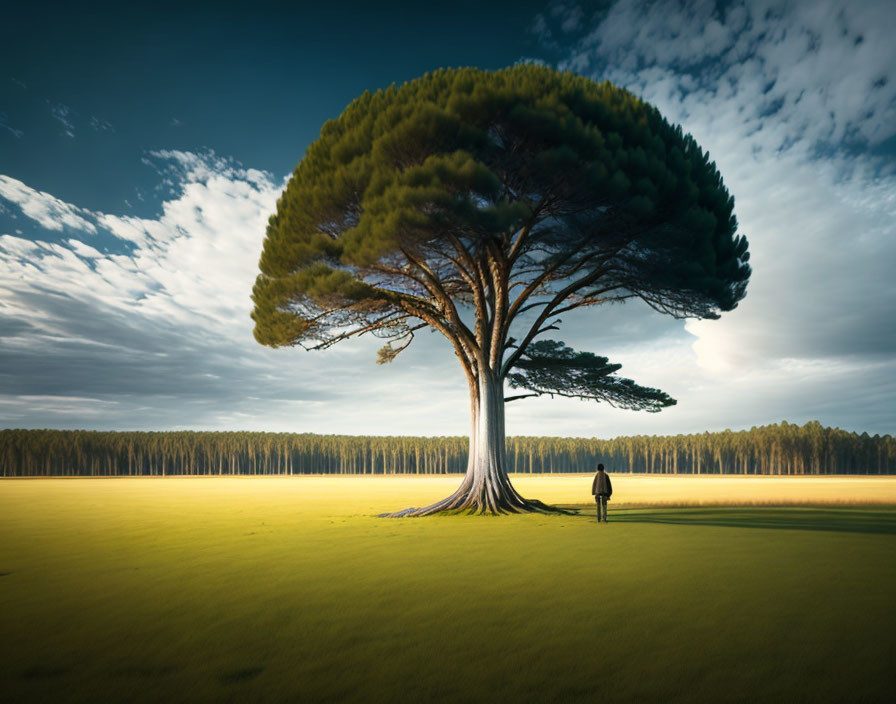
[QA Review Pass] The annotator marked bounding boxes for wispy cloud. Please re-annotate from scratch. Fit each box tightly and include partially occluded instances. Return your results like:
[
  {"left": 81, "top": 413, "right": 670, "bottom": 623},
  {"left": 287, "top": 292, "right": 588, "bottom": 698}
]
[
  {"left": 47, "top": 100, "right": 75, "bottom": 137},
  {"left": 0, "top": 112, "right": 24, "bottom": 139},
  {"left": 554, "top": 3, "right": 584, "bottom": 33},
  {"left": 89, "top": 116, "right": 114, "bottom": 133}
]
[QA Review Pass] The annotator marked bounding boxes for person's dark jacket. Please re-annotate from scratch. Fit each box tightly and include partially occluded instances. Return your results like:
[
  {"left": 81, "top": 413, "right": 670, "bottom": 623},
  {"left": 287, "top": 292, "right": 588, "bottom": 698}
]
[{"left": 592, "top": 471, "right": 613, "bottom": 498}]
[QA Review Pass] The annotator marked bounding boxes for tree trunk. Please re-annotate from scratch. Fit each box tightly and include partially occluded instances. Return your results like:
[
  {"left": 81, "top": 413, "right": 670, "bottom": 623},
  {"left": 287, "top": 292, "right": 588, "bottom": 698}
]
[{"left": 382, "top": 368, "right": 563, "bottom": 516}]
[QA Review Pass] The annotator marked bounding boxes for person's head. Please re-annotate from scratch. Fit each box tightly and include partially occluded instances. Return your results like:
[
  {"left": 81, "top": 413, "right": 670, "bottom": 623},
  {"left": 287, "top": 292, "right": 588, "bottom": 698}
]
[{"left": 597, "top": 464, "right": 604, "bottom": 472}]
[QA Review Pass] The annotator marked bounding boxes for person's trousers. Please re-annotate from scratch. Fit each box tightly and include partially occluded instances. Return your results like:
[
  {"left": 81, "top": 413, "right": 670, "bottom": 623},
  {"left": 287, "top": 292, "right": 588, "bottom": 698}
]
[{"left": 595, "top": 495, "right": 608, "bottom": 522}]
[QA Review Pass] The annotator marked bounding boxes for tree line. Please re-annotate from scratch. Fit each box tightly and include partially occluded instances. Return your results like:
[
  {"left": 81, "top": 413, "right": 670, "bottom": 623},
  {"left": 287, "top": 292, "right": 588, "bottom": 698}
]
[{"left": 1, "top": 421, "right": 893, "bottom": 477}]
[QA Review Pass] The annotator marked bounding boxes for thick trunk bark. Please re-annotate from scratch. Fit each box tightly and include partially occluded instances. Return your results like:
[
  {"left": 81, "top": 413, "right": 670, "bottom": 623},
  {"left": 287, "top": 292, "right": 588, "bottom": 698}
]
[{"left": 382, "top": 368, "right": 562, "bottom": 516}]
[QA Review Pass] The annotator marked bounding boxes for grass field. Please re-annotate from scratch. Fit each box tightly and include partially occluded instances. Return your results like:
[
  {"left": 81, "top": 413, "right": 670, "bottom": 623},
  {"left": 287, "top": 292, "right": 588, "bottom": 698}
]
[{"left": 2, "top": 476, "right": 895, "bottom": 703}]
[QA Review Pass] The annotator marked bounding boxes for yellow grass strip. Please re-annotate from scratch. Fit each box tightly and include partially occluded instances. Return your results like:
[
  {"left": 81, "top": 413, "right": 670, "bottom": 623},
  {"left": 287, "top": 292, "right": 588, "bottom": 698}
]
[
  {"left": 508, "top": 474, "right": 896, "bottom": 507},
  {"left": 4, "top": 475, "right": 895, "bottom": 511}
]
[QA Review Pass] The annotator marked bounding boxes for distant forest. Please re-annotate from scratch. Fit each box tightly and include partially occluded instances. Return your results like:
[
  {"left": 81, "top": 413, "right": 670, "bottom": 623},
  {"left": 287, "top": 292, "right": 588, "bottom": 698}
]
[{"left": 2, "top": 421, "right": 894, "bottom": 477}]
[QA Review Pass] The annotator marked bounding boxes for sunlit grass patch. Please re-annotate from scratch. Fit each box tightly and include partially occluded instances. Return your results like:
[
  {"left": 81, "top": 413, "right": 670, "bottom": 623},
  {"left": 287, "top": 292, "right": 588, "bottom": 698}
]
[{"left": 1, "top": 477, "right": 895, "bottom": 703}]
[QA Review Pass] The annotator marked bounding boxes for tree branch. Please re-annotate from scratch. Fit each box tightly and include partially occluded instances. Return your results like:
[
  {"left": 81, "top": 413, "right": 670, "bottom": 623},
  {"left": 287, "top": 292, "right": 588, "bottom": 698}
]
[
  {"left": 301, "top": 311, "right": 412, "bottom": 351},
  {"left": 400, "top": 301, "right": 479, "bottom": 388},
  {"left": 376, "top": 323, "right": 428, "bottom": 364},
  {"left": 392, "top": 249, "right": 480, "bottom": 352},
  {"left": 500, "top": 270, "right": 618, "bottom": 377},
  {"left": 504, "top": 392, "right": 541, "bottom": 403},
  {"left": 506, "top": 196, "right": 547, "bottom": 266},
  {"left": 447, "top": 234, "right": 489, "bottom": 351}
]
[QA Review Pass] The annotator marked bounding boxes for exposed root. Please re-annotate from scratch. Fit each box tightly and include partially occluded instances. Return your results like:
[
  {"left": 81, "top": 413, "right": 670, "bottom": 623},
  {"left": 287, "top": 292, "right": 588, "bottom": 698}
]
[{"left": 378, "top": 494, "right": 576, "bottom": 517}]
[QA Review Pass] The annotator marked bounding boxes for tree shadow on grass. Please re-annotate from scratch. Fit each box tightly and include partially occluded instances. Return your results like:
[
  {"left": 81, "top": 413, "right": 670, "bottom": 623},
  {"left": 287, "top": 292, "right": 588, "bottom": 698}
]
[
  {"left": 111, "top": 665, "right": 181, "bottom": 679},
  {"left": 571, "top": 506, "right": 896, "bottom": 535},
  {"left": 218, "top": 666, "right": 264, "bottom": 685},
  {"left": 21, "top": 665, "right": 72, "bottom": 680}
]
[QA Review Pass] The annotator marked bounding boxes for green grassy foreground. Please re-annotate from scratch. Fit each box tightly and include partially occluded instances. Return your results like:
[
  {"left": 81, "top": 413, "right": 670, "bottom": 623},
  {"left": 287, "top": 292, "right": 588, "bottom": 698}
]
[{"left": 1, "top": 478, "right": 895, "bottom": 703}]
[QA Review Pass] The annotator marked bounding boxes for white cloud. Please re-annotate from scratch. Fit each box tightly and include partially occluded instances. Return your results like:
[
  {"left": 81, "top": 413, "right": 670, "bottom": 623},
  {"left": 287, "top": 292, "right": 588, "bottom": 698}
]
[
  {"left": 1, "top": 152, "right": 286, "bottom": 332},
  {"left": 67, "top": 239, "right": 103, "bottom": 259},
  {"left": 535, "top": 0, "right": 896, "bottom": 435},
  {"left": 3, "top": 2, "right": 895, "bottom": 437},
  {"left": 0, "top": 175, "right": 97, "bottom": 233},
  {"left": 0, "top": 152, "right": 473, "bottom": 434},
  {"left": 562, "top": 0, "right": 896, "bottom": 153}
]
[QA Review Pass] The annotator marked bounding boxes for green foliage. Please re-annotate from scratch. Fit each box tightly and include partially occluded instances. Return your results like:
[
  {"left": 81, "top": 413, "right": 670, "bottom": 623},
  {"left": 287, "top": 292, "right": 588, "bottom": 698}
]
[
  {"left": 507, "top": 340, "right": 676, "bottom": 411},
  {"left": 252, "top": 64, "right": 750, "bottom": 350}
]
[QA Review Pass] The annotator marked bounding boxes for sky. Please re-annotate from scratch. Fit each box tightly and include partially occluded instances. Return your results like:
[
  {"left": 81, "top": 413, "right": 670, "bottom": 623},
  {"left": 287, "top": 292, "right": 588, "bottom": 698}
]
[{"left": 1, "top": 0, "right": 894, "bottom": 438}]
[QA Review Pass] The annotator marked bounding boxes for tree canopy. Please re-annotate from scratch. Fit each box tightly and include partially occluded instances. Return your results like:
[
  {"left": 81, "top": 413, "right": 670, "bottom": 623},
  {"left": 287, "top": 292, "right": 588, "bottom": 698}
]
[{"left": 251, "top": 65, "right": 750, "bottom": 513}]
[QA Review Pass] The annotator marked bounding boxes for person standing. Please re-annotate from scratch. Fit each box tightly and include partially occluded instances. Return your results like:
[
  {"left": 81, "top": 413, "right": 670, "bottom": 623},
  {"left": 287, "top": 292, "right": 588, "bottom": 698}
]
[{"left": 591, "top": 464, "right": 613, "bottom": 522}]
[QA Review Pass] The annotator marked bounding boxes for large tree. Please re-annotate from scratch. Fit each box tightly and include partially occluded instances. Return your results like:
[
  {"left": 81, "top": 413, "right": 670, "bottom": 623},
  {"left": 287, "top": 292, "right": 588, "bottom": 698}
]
[{"left": 251, "top": 66, "right": 750, "bottom": 515}]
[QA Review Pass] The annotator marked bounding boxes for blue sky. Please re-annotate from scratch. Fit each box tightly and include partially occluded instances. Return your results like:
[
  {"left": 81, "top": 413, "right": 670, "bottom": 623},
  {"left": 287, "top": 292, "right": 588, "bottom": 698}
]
[{"left": 1, "top": 0, "right": 895, "bottom": 437}]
